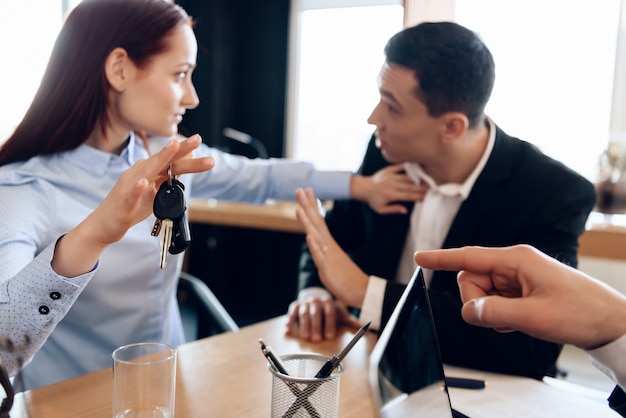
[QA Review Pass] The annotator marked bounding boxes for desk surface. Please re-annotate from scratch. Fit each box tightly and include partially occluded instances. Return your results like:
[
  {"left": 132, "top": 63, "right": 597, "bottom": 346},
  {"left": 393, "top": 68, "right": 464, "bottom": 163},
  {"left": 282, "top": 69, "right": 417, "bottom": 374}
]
[
  {"left": 11, "top": 317, "right": 377, "bottom": 418},
  {"left": 11, "top": 316, "right": 618, "bottom": 418}
]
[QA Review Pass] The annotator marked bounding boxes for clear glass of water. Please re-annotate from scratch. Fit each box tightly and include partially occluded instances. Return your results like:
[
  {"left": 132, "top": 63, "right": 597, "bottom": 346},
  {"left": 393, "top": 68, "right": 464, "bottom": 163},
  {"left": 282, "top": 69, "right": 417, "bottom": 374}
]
[{"left": 112, "top": 342, "right": 176, "bottom": 418}]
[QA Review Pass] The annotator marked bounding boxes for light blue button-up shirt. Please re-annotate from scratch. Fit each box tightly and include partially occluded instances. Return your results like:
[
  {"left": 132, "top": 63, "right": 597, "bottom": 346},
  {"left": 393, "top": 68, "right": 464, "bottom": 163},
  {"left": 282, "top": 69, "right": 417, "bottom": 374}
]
[{"left": 0, "top": 133, "right": 351, "bottom": 390}]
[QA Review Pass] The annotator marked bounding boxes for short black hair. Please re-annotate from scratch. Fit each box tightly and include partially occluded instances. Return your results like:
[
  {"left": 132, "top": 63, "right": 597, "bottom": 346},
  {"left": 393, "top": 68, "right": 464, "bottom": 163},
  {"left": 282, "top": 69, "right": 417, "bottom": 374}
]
[{"left": 384, "top": 22, "right": 495, "bottom": 127}]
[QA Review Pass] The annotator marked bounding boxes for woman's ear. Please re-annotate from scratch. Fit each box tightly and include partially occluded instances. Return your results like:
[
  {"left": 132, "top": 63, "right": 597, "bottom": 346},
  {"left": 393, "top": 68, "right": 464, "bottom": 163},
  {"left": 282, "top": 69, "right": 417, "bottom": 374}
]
[
  {"left": 104, "top": 47, "right": 132, "bottom": 92},
  {"left": 440, "top": 112, "right": 469, "bottom": 144}
]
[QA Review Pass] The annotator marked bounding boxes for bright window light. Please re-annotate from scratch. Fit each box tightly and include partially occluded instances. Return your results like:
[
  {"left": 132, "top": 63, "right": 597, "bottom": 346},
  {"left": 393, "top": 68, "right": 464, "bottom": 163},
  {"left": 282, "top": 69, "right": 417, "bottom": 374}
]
[
  {"left": 287, "top": 3, "right": 404, "bottom": 171},
  {"left": 0, "top": 2, "right": 63, "bottom": 143},
  {"left": 0, "top": 0, "right": 82, "bottom": 145},
  {"left": 455, "top": 0, "right": 620, "bottom": 180}
]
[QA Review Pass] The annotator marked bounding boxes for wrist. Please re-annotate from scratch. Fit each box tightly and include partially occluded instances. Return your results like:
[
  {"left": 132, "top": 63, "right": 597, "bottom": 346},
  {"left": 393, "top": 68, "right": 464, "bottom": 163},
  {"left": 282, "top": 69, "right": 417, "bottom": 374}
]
[
  {"left": 51, "top": 220, "right": 107, "bottom": 277},
  {"left": 349, "top": 175, "right": 369, "bottom": 201},
  {"left": 583, "top": 294, "right": 626, "bottom": 350}
]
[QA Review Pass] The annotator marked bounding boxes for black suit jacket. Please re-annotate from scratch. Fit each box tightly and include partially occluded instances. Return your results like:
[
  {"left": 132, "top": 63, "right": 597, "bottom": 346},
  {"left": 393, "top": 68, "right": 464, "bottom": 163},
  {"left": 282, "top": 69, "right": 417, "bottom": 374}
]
[{"left": 299, "top": 125, "right": 596, "bottom": 380}]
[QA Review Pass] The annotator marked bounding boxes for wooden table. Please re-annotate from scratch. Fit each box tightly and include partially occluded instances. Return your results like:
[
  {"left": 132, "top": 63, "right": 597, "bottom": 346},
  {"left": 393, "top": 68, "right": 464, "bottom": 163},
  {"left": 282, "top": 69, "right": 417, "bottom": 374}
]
[
  {"left": 10, "top": 317, "right": 378, "bottom": 418},
  {"left": 9, "top": 316, "right": 615, "bottom": 417}
]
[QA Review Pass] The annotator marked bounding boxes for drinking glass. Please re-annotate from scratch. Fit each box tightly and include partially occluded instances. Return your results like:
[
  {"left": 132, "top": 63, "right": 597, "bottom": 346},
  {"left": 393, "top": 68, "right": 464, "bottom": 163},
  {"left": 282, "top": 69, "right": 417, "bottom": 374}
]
[{"left": 112, "top": 342, "right": 176, "bottom": 418}]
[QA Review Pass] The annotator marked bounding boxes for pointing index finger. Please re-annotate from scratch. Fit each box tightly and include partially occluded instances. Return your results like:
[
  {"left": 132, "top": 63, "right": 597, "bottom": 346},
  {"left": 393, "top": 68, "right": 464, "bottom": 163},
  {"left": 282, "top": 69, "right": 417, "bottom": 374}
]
[{"left": 414, "top": 246, "right": 521, "bottom": 275}]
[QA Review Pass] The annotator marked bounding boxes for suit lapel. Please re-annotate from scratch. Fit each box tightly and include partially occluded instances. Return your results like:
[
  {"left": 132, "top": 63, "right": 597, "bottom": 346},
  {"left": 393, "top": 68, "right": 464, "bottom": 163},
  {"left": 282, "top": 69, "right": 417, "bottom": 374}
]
[{"left": 443, "top": 126, "right": 520, "bottom": 249}]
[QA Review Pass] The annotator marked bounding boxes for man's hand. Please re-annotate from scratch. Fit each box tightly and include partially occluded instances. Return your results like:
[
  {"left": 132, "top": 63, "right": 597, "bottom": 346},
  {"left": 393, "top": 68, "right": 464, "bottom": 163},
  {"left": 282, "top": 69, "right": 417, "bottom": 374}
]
[
  {"left": 285, "top": 289, "right": 361, "bottom": 341},
  {"left": 415, "top": 245, "right": 626, "bottom": 350}
]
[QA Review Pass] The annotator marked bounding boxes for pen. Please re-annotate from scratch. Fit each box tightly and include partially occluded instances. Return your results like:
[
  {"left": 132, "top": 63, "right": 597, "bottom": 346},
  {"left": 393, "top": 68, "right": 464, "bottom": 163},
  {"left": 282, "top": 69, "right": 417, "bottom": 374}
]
[
  {"left": 259, "top": 339, "right": 320, "bottom": 418},
  {"left": 446, "top": 376, "right": 486, "bottom": 390},
  {"left": 314, "top": 321, "right": 371, "bottom": 378},
  {"left": 259, "top": 338, "right": 289, "bottom": 375}
]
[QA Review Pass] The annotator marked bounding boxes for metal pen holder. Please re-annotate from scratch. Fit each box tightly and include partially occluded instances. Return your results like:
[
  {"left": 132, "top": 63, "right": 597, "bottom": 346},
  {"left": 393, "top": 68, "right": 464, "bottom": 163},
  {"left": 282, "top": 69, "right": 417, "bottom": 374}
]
[{"left": 268, "top": 353, "right": 343, "bottom": 418}]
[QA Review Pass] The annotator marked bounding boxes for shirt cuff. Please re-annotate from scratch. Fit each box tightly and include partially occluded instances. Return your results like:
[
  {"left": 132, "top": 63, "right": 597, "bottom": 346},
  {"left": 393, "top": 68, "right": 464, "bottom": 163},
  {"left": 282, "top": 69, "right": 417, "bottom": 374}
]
[
  {"left": 309, "top": 171, "right": 352, "bottom": 200},
  {"left": 7, "top": 242, "right": 96, "bottom": 331},
  {"left": 588, "top": 333, "right": 626, "bottom": 390},
  {"left": 298, "top": 287, "right": 332, "bottom": 300},
  {"left": 359, "top": 276, "right": 386, "bottom": 331}
]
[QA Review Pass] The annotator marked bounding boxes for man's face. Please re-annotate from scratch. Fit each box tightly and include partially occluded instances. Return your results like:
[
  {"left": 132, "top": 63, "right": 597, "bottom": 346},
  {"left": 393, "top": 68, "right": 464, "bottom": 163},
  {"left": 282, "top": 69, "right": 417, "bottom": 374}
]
[{"left": 367, "top": 63, "right": 442, "bottom": 164}]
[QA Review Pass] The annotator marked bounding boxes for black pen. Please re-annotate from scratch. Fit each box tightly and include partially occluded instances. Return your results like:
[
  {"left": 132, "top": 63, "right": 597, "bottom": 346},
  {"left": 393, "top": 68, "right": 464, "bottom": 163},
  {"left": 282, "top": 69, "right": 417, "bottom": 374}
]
[
  {"left": 259, "top": 338, "right": 289, "bottom": 375},
  {"left": 446, "top": 376, "right": 486, "bottom": 390},
  {"left": 314, "top": 321, "right": 371, "bottom": 378}
]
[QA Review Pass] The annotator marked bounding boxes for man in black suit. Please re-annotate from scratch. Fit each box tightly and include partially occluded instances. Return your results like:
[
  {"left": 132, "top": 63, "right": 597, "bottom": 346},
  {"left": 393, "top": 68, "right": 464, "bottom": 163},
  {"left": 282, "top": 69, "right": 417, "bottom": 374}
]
[{"left": 285, "top": 22, "right": 596, "bottom": 380}]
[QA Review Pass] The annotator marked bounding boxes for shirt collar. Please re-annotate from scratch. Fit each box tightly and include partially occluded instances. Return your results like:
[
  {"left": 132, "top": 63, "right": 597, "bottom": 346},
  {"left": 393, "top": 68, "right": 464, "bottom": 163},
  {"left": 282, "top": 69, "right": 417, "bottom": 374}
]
[
  {"left": 404, "top": 117, "right": 496, "bottom": 200},
  {"left": 61, "top": 132, "right": 150, "bottom": 176}
]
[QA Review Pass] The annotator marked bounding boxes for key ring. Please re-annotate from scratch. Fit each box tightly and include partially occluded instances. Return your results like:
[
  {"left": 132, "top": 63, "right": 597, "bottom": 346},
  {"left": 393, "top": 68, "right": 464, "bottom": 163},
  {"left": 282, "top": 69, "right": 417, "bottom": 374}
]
[{"left": 167, "top": 164, "right": 173, "bottom": 187}]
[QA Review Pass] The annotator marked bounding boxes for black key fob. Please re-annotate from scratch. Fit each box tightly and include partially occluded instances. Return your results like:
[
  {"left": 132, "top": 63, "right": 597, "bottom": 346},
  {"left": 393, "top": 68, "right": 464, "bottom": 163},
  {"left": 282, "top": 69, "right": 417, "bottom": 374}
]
[{"left": 169, "top": 207, "right": 191, "bottom": 254}]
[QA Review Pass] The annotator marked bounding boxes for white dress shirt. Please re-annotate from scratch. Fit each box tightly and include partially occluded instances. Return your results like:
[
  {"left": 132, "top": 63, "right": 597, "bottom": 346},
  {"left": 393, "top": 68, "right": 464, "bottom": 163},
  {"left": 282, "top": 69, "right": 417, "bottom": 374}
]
[
  {"left": 360, "top": 120, "right": 496, "bottom": 331},
  {"left": 588, "top": 334, "right": 626, "bottom": 391}
]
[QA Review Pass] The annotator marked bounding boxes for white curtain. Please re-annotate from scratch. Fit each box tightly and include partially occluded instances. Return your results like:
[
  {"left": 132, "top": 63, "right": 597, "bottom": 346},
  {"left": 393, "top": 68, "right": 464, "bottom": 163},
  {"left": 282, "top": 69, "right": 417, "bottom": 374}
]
[
  {"left": 611, "top": 1, "right": 626, "bottom": 142},
  {"left": 403, "top": 0, "right": 456, "bottom": 26}
]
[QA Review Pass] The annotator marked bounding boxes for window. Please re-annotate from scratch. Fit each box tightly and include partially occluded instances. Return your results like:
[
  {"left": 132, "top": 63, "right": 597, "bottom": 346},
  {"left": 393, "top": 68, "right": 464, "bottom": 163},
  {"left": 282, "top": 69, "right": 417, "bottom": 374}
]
[
  {"left": 288, "top": 0, "right": 623, "bottom": 181},
  {"left": 0, "top": 0, "right": 81, "bottom": 145},
  {"left": 286, "top": 0, "right": 404, "bottom": 171},
  {"left": 454, "top": 0, "right": 621, "bottom": 180}
]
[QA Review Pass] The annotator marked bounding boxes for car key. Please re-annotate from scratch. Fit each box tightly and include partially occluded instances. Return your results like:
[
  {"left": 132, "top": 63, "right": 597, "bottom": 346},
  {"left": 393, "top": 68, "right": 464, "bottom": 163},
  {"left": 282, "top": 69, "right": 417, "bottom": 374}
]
[
  {"left": 152, "top": 166, "right": 186, "bottom": 268},
  {"left": 168, "top": 179, "right": 191, "bottom": 255}
]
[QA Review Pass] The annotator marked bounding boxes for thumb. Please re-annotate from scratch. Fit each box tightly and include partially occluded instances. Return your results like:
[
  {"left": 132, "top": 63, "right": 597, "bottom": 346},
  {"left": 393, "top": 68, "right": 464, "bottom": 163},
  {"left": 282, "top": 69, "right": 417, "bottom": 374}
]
[{"left": 461, "top": 296, "right": 526, "bottom": 333}]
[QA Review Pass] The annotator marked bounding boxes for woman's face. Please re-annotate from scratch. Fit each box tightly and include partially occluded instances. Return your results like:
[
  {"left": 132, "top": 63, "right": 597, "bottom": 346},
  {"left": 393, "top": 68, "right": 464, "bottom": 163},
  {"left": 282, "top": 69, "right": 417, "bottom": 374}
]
[{"left": 113, "top": 24, "right": 199, "bottom": 140}]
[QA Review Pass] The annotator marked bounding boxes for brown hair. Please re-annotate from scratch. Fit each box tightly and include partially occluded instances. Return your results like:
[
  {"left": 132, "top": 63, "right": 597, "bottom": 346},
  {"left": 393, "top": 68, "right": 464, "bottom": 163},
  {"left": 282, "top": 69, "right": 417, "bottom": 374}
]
[{"left": 0, "top": 0, "right": 192, "bottom": 166}]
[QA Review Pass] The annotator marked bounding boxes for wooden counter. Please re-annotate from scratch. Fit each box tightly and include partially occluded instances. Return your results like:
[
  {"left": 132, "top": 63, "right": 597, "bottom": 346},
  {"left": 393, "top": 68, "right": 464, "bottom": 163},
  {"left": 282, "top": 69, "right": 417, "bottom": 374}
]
[
  {"left": 188, "top": 199, "right": 626, "bottom": 261},
  {"left": 579, "top": 223, "right": 626, "bottom": 261},
  {"left": 188, "top": 199, "right": 303, "bottom": 233}
]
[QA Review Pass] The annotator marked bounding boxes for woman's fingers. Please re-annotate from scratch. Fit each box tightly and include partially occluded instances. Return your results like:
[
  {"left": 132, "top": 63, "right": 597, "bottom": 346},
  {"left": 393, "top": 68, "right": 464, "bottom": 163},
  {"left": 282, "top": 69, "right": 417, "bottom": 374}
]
[{"left": 137, "top": 136, "right": 214, "bottom": 186}]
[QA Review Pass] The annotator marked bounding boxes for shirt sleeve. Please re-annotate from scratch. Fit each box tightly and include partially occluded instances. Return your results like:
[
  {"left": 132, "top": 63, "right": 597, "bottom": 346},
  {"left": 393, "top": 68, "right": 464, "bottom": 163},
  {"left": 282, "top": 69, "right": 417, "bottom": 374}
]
[
  {"left": 588, "top": 333, "right": 626, "bottom": 390},
  {"left": 298, "top": 287, "right": 333, "bottom": 300},
  {"left": 0, "top": 242, "right": 95, "bottom": 377},
  {"left": 359, "top": 276, "right": 387, "bottom": 331},
  {"left": 189, "top": 145, "right": 352, "bottom": 202}
]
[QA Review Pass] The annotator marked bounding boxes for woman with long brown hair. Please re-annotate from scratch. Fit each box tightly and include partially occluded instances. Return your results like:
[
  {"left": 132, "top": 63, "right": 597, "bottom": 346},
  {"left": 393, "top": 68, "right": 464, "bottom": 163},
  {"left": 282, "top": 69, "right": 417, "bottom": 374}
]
[{"left": 0, "top": 0, "right": 423, "bottom": 390}]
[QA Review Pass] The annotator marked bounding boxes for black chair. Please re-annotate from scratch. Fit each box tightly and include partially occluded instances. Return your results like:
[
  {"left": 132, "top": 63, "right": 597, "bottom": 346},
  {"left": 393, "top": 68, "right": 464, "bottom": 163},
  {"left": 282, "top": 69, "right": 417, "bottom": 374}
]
[{"left": 177, "top": 272, "right": 239, "bottom": 340}]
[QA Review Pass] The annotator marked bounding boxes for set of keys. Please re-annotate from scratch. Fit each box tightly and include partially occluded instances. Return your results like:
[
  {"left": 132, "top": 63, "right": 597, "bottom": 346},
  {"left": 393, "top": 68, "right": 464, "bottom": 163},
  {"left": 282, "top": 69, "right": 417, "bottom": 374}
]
[{"left": 151, "top": 165, "right": 191, "bottom": 268}]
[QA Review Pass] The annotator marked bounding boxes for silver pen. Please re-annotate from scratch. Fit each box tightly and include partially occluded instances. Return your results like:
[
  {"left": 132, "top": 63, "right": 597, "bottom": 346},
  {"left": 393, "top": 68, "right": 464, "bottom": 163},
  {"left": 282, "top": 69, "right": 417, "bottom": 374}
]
[
  {"left": 314, "top": 321, "right": 371, "bottom": 378},
  {"left": 259, "top": 338, "right": 289, "bottom": 375}
]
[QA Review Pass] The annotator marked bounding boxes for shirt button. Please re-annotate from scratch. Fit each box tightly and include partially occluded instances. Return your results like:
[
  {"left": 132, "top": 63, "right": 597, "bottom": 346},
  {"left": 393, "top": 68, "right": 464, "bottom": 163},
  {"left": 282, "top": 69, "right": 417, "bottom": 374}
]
[
  {"left": 38, "top": 306, "right": 50, "bottom": 315},
  {"left": 50, "top": 292, "right": 61, "bottom": 300}
]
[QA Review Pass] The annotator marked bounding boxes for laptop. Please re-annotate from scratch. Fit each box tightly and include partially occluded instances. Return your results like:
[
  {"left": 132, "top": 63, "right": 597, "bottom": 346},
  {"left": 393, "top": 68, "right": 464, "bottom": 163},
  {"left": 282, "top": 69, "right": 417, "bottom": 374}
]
[{"left": 369, "top": 266, "right": 469, "bottom": 418}]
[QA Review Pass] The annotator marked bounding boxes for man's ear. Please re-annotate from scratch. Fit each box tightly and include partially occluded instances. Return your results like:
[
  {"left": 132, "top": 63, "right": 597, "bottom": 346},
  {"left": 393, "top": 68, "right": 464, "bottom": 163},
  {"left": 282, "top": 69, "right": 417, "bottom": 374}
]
[
  {"left": 440, "top": 112, "right": 469, "bottom": 144},
  {"left": 104, "top": 47, "right": 132, "bottom": 92}
]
